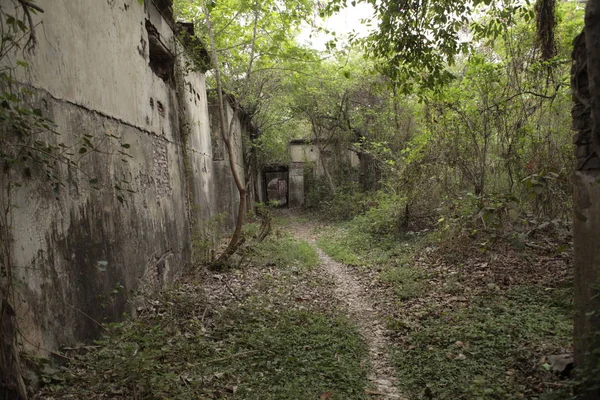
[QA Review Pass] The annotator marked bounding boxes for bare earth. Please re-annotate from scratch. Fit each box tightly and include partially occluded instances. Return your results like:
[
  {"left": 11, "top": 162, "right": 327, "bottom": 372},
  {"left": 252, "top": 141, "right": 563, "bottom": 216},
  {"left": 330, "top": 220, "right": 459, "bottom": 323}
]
[{"left": 291, "top": 219, "right": 405, "bottom": 400}]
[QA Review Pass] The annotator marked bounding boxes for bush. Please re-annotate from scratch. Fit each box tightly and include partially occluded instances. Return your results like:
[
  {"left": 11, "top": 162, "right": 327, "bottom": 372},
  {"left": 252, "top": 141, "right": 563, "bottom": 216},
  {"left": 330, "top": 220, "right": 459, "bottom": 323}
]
[
  {"left": 304, "top": 174, "right": 370, "bottom": 221},
  {"left": 351, "top": 192, "right": 408, "bottom": 236}
]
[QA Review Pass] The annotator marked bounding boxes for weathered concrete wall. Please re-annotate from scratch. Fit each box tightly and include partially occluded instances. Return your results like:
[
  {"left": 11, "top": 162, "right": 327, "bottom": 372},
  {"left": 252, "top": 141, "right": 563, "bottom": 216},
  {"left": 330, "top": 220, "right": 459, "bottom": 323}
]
[
  {"left": 177, "top": 60, "right": 216, "bottom": 226},
  {"left": 288, "top": 141, "right": 359, "bottom": 207},
  {"left": 2, "top": 0, "right": 252, "bottom": 355},
  {"left": 290, "top": 143, "right": 321, "bottom": 164},
  {"left": 208, "top": 99, "right": 247, "bottom": 231},
  {"left": 289, "top": 162, "right": 305, "bottom": 208}
]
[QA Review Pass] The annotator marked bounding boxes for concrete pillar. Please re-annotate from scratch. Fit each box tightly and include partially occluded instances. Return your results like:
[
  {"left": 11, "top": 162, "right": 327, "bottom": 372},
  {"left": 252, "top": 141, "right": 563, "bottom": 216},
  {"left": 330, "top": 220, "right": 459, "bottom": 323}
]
[{"left": 289, "top": 162, "right": 305, "bottom": 208}]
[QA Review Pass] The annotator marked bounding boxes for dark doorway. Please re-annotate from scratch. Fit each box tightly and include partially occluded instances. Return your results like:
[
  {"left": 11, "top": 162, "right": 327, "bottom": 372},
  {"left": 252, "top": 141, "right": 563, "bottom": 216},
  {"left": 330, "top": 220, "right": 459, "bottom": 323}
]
[{"left": 263, "top": 165, "right": 289, "bottom": 207}]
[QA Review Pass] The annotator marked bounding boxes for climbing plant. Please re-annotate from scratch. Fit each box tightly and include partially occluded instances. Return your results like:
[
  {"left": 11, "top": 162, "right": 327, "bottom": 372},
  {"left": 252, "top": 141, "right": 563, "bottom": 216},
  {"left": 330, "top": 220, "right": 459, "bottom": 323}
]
[{"left": 0, "top": 2, "right": 54, "bottom": 397}]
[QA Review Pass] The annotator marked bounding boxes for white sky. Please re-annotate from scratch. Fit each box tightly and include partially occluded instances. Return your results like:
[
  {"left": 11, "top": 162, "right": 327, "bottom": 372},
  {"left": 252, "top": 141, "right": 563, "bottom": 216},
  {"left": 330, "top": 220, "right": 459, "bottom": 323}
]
[{"left": 297, "top": 3, "right": 375, "bottom": 51}]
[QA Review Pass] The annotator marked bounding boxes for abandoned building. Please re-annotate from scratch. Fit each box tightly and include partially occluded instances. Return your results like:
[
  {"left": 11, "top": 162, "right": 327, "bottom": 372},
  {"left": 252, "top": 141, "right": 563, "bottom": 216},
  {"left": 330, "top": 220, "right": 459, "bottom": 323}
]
[
  {"left": 287, "top": 138, "right": 360, "bottom": 207},
  {"left": 1, "top": 0, "right": 258, "bottom": 357}
]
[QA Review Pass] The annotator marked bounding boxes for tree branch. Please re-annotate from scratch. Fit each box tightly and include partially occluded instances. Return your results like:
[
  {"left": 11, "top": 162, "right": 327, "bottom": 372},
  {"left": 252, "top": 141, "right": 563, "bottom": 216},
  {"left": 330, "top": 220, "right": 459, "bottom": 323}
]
[{"left": 16, "top": 0, "right": 44, "bottom": 51}]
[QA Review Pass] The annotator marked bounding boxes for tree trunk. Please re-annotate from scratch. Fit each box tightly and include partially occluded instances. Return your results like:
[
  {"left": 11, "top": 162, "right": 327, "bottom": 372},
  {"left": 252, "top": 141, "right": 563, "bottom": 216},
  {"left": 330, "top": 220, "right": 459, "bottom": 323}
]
[
  {"left": 572, "top": 1, "right": 600, "bottom": 394},
  {"left": 1, "top": 299, "right": 27, "bottom": 400},
  {"left": 202, "top": 0, "right": 253, "bottom": 265}
]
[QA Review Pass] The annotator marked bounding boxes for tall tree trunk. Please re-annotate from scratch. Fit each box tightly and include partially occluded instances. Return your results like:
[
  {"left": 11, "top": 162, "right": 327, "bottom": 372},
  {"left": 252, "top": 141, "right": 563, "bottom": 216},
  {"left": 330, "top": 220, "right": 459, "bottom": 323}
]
[
  {"left": 202, "top": 0, "right": 259, "bottom": 265},
  {"left": 572, "top": 1, "right": 600, "bottom": 394}
]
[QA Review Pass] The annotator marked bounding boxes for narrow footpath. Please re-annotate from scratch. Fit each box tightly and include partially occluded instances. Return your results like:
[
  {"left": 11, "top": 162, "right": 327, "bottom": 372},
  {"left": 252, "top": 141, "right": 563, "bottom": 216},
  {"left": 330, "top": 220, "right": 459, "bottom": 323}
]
[{"left": 292, "top": 221, "right": 404, "bottom": 400}]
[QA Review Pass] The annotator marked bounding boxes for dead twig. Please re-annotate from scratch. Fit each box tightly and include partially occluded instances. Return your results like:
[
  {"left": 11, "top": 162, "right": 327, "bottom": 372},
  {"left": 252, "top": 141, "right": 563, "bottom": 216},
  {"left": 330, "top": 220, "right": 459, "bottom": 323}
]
[
  {"left": 221, "top": 278, "right": 241, "bottom": 302},
  {"left": 19, "top": 333, "right": 71, "bottom": 361},
  {"left": 206, "top": 350, "right": 257, "bottom": 363},
  {"left": 54, "top": 290, "right": 107, "bottom": 331}
]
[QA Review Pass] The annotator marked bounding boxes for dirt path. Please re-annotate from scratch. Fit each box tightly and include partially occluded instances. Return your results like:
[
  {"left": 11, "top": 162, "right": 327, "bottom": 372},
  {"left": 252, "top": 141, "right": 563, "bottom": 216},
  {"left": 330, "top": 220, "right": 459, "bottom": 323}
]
[{"left": 291, "top": 220, "right": 404, "bottom": 400}]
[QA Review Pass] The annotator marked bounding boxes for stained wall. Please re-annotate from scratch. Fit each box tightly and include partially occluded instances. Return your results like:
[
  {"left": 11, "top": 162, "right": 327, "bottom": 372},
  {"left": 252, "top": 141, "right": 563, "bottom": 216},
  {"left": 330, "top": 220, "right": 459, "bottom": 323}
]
[{"left": 2, "top": 0, "right": 250, "bottom": 353}]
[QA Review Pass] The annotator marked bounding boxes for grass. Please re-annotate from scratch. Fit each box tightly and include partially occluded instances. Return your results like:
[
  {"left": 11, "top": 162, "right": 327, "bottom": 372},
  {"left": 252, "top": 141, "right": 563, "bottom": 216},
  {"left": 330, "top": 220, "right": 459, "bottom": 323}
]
[
  {"left": 313, "top": 216, "right": 574, "bottom": 400},
  {"left": 40, "top": 230, "right": 368, "bottom": 400},
  {"left": 316, "top": 222, "right": 416, "bottom": 268},
  {"left": 43, "top": 304, "right": 368, "bottom": 399},
  {"left": 213, "top": 307, "right": 369, "bottom": 400},
  {"left": 391, "top": 286, "right": 573, "bottom": 400},
  {"left": 380, "top": 266, "right": 427, "bottom": 300},
  {"left": 253, "top": 233, "right": 320, "bottom": 270},
  {"left": 317, "top": 234, "right": 363, "bottom": 266}
]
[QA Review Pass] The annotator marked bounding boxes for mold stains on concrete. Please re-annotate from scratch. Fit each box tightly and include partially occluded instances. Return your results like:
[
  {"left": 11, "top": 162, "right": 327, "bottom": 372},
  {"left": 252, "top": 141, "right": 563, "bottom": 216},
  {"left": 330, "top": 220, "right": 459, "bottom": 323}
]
[
  {"left": 152, "top": 137, "right": 171, "bottom": 196},
  {"left": 137, "top": 37, "right": 147, "bottom": 59},
  {"left": 6, "top": 0, "right": 254, "bottom": 357}
]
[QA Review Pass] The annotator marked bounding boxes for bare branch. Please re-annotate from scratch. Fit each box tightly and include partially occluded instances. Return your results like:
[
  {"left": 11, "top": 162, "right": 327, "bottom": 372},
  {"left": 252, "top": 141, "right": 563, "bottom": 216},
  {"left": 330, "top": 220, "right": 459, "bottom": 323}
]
[{"left": 16, "top": 0, "right": 44, "bottom": 51}]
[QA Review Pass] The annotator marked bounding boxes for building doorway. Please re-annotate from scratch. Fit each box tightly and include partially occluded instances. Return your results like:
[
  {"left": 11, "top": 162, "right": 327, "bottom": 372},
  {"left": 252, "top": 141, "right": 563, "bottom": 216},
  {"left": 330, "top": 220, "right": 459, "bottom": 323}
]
[{"left": 263, "top": 165, "right": 289, "bottom": 207}]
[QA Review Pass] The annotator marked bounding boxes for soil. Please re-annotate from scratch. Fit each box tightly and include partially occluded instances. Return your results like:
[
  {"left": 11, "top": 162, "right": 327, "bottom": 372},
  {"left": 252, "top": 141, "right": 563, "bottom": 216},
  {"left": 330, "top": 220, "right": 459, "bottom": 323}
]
[{"left": 291, "top": 218, "right": 405, "bottom": 399}]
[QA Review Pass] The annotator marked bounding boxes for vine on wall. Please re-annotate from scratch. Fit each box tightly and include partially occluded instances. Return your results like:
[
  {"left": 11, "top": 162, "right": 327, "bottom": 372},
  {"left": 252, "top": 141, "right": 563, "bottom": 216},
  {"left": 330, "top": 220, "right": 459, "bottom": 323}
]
[{"left": 0, "top": 1, "right": 134, "bottom": 397}]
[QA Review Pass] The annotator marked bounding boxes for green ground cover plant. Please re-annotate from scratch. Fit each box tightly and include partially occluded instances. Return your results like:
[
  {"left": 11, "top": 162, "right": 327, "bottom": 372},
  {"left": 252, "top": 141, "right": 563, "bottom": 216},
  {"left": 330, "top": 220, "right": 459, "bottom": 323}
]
[
  {"left": 391, "top": 286, "right": 573, "bottom": 400},
  {"left": 39, "top": 230, "right": 368, "bottom": 400},
  {"left": 253, "top": 233, "right": 320, "bottom": 270},
  {"left": 315, "top": 212, "right": 574, "bottom": 399}
]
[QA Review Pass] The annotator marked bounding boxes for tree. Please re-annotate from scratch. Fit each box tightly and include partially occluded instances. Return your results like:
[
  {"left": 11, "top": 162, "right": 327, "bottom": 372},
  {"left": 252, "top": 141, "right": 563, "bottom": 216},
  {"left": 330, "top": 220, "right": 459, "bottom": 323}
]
[
  {"left": 328, "top": 0, "right": 599, "bottom": 394},
  {"left": 1, "top": 2, "right": 48, "bottom": 398},
  {"left": 572, "top": 0, "right": 600, "bottom": 396},
  {"left": 175, "top": 0, "right": 315, "bottom": 263}
]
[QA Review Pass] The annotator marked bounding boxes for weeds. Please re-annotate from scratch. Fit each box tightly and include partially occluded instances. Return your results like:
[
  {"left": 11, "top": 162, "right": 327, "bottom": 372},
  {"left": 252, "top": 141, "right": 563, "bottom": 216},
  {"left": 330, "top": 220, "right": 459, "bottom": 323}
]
[
  {"left": 317, "top": 234, "right": 363, "bottom": 266},
  {"left": 380, "top": 267, "right": 427, "bottom": 300},
  {"left": 39, "top": 225, "right": 365, "bottom": 400},
  {"left": 316, "top": 221, "right": 423, "bottom": 269},
  {"left": 253, "top": 234, "right": 319, "bottom": 270},
  {"left": 53, "top": 300, "right": 366, "bottom": 400},
  {"left": 313, "top": 209, "right": 574, "bottom": 400},
  {"left": 391, "top": 286, "right": 573, "bottom": 399}
]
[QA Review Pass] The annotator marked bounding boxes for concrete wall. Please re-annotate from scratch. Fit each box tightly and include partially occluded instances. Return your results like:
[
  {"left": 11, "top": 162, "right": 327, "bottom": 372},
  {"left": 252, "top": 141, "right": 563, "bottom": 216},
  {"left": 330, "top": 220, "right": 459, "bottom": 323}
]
[
  {"left": 289, "top": 162, "right": 305, "bottom": 208},
  {"left": 208, "top": 99, "right": 247, "bottom": 231},
  {"left": 288, "top": 141, "right": 359, "bottom": 207},
  {"left": 2, "top": 0, "right": 252, "bottom": 355}
]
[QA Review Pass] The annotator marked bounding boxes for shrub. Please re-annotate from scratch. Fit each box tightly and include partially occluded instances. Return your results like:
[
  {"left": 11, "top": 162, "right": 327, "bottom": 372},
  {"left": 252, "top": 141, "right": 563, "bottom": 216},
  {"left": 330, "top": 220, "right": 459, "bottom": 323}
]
[{"left": 351, "top": 191, "right": 408, "bottom": 236}]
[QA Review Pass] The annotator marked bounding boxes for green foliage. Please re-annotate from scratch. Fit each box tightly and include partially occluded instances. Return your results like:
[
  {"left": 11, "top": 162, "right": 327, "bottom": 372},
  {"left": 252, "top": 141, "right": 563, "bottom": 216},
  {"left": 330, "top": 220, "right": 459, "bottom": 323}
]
[
  {"left": 325, "top": 0, "right": 533, "bottom": 92},
  {"left": 174, "top": 0, "right": 318, "bottom": 144},
  {"left": 316, "top": 184, "right": 370, "bottom": 222},
  {"left": 380, "top": 266, "right": 426, "bottom": 300},
  {"left": 436, "top": 192, "right": 520, "bottom": 234},
  {"left": 304, "top": 173, "right": 335, "bottom": 210},
  {"left": 317, "top": 233, "right": 363, "bottom": 266},
  {"left": 351, "top": 192, "right": 408, "bottom": 236},
  {"left": 390, "top": 286, "right": 573, "bottom": 399},
  {"left": 253, "top": 233, "right": 320, "bottom": 270},
  {"left": 316, "top": 207, "right": 421, "bottom": 268},
  {"left": 42, "top": 286, "right": 369, "bottom": 399},
  {"left": 313, "top": 208, "right": 574, "bottom": 399}
]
